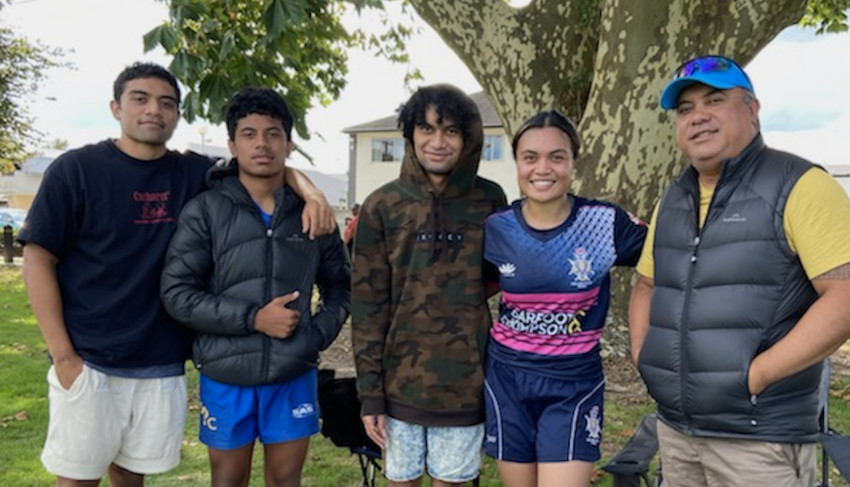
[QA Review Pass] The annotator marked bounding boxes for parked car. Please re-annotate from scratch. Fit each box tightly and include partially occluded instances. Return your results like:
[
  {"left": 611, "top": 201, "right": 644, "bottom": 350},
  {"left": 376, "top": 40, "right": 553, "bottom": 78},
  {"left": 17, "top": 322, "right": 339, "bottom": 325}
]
[{"left": 0, "top": 208, "right": 26, "bottom": 231}]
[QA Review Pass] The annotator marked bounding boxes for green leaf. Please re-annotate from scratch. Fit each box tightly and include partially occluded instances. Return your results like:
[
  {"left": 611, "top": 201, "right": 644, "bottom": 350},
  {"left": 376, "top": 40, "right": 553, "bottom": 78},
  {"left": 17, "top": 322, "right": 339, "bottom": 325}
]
[
  {"left": 345, "top": 0, "right": 384, "bottom": 13},
  {"left": 801, "top": 0, "right": 850, "bottom": 33},
  {"left": 169, "top": 50, "right": 191, "bottom": 79},
  {"left": 182, "top": 91, "right": 200, "bottom": 123},
  {"left": 143, "top": 25, "right": 164, "bottom": 52},
  {"left": 160, "top": 24, "right": 179, "bottom": 52},
  {"left": 263, "top": 0, "right": 289, "bottom": 37},
  {"left": 198, "top": 72, "right": 232, "bottom": 122},
  {"left": 219, "top": 31, "right": 236, "bottom": 58}
]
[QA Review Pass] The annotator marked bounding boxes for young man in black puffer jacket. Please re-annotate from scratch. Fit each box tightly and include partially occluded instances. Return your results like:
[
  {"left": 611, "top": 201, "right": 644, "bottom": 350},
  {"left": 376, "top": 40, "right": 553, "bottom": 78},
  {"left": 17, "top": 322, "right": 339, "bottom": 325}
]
[{"left": 161, "top": 87, "right": 350, "bottom": 487}]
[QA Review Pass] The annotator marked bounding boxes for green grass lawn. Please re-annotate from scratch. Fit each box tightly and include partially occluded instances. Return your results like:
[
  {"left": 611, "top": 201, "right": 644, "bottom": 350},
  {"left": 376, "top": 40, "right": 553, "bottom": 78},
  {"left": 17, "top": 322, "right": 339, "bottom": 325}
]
[{"left": 2, "top": 266, "right": 849, "bottom": 486}]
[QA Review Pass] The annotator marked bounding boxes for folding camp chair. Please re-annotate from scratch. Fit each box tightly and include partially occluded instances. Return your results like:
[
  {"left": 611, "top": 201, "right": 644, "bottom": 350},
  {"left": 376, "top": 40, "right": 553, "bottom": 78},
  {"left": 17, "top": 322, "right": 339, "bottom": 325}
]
[
  {"left": 601, "top": 413, "right": 662, "bottom": 487},
  {"left": 817, "top": 359, "right": 850, "bottom": 486},
  {"left": 318, "top": 369, "right": 382, "bottom": 487}
]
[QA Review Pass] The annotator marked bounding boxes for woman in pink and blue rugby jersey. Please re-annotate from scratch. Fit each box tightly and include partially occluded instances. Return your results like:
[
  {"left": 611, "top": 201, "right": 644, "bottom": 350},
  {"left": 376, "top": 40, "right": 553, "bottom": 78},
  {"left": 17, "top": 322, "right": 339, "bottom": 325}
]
[{"left": 483, "top": 110, "right": 647, "bottom": 487}]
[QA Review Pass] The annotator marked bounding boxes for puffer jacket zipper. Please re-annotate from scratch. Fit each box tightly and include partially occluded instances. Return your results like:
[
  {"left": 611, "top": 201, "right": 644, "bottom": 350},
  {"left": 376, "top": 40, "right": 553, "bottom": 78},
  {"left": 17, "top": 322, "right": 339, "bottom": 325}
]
[{"left": 262, "top": 214, "right": 274, "bottom": 383}]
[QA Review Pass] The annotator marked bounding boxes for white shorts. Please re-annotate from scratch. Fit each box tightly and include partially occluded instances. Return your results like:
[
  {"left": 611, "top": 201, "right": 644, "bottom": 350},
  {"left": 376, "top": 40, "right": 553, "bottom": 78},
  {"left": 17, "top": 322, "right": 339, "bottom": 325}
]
[
  {"left": 384, "top": 417, "right": 483, "bottom": 483},
  {"left": 41, "top": 364, "right": 187, "bottom": 480}
]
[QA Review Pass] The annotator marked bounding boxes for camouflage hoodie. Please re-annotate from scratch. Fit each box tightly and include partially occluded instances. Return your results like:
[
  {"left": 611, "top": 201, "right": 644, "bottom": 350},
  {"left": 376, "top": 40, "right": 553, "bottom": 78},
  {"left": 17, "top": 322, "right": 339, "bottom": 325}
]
[{"left": 352, "top": 111, "right": 507, "bottom": 426}]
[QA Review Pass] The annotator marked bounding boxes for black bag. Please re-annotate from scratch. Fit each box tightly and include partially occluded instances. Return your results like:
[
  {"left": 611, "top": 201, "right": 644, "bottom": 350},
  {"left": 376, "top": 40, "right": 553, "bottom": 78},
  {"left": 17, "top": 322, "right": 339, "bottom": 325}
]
[{"left": 317, "top": 369, "right": 380, "bottom": 453}]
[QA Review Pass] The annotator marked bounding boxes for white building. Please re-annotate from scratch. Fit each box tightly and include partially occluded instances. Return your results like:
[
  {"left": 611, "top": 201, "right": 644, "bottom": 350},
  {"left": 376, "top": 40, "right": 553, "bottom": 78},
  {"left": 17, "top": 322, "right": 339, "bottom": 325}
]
[
  {"left": 828, "top": 165, "right": 850, "bottom": 195},
  {"left": 0, "top": 150, "right": 64, "bottom": 209},
  {"left": 343, "top": 92, "right": 520, "bottom": 206}
]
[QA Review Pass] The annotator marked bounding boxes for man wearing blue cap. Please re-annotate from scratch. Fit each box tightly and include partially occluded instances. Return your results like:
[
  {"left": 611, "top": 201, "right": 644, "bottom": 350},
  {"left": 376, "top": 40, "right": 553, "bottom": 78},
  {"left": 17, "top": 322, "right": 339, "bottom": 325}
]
[{"left": 628, "top": 55, "right": 850, "bottom": 486}]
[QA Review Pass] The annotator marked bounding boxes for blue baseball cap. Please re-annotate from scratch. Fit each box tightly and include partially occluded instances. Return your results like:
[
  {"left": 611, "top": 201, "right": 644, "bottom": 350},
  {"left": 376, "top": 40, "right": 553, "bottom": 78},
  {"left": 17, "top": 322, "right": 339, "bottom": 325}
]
[{"left": 660, "top": 55, "right": 754, "bottom": 109}]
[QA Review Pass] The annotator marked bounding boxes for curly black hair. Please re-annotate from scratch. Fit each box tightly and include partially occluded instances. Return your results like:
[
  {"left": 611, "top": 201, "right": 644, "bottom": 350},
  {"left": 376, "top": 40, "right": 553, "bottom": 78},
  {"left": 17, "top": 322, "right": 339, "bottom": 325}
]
[
  {"left": 225, "top": 87, "right": 294, "bottom": 141},
  {"left": 112, "top": 62, "right": 180, "bottom": 105},
  {"left": 397, "top": 84, "right": 479, "bottom": 144}
]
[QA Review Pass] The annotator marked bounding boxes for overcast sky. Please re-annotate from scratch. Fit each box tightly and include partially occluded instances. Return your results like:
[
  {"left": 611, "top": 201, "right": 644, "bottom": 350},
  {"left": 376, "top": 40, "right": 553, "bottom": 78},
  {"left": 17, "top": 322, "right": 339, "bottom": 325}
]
[{"left": 4, "top": 0, "right": 849, "bottom": 176}]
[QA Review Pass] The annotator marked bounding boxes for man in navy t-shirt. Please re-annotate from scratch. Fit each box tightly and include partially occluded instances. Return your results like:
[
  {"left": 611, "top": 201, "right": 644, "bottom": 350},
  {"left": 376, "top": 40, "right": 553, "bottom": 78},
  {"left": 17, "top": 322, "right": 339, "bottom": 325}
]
[{"left": 18, "top": 62, "right": 333, "bottom": 487}]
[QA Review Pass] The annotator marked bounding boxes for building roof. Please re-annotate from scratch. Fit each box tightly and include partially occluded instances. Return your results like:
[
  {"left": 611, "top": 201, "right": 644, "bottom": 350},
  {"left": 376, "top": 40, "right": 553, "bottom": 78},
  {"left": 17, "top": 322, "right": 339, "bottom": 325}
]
[
  {"left": 21, "top": 156, "right": 55, "bottom": 175},
  {"left": 827, "top": 164, "right": 850, "bottom": 177},
  {"left": 343, "top": 91, "right": 503, "bottom": 133},
  {"left": 21, "top": 149, "right": 64, "bottom": 175}
]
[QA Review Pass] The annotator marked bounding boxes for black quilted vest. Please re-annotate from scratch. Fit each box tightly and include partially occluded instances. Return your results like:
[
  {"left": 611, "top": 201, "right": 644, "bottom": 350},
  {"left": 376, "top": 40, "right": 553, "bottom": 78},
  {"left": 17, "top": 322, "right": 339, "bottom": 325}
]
[{"left": 639, "top": 136, "right": 822, "bottom": 443}]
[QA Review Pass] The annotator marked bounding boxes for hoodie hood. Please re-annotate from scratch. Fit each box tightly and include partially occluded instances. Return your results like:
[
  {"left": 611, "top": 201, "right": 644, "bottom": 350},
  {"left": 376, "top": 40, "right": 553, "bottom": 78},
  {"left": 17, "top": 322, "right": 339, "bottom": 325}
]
[
  {"left": 397, "top": 111, "right": 484, "bottom": 200},
  {"left": 393, "top": 110, "right": 485, "bottom": 261}
]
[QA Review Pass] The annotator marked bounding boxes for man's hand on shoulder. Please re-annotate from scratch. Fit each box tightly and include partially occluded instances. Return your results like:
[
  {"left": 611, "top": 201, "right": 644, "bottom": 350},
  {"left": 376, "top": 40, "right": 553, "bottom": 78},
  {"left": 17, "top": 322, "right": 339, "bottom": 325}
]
[
  {"left": 283, "top": 167, "right": 335, "bottom": 239},
  {"left": 302, "top": 192, "right": 335, "bottom": 240}
]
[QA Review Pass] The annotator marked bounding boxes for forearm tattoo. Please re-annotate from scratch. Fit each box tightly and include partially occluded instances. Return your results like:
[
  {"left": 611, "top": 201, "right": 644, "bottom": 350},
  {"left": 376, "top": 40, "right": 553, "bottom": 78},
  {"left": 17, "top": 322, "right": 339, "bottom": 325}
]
[{"left": 814, "top": 262, "right": 850, "bottom": 280}]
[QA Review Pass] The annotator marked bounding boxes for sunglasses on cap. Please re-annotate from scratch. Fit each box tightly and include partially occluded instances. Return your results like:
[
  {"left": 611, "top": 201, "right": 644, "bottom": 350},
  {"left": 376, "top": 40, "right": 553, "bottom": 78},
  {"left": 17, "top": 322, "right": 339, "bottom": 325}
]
[
  {"left": 673, "top": 55, "right": 753, "bottom": 84},
  {"left": 660, "top": 55, "right": 754, "bottom": 109}
]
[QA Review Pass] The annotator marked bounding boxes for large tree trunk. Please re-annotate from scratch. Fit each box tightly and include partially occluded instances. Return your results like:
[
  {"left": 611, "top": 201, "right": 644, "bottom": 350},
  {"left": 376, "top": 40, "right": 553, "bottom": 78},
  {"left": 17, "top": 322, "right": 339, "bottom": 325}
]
[{"left": 410, "top": 0, "right": 807, "bottom": 357}]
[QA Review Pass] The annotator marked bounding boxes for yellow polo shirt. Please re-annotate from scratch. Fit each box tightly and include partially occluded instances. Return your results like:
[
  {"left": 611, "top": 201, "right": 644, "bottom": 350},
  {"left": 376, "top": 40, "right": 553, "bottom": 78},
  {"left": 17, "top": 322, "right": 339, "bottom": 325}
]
[{"left": 636, "top": 168, "right": 850, "bottom": 280}]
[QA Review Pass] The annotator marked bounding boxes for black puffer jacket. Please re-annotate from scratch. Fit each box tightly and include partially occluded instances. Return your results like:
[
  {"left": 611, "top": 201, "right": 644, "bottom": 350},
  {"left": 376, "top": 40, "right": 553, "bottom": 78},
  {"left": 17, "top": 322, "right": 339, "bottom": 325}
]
[{"left": 161, "top": 163, "right": 350, "bottom": 386}]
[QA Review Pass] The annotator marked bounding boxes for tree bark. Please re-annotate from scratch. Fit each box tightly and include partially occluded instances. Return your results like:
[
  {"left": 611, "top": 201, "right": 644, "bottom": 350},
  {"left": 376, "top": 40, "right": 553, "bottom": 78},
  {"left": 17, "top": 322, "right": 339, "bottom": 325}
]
[
  {"left": 410, "top": 0, "right": 808, "bottom": 356},
  {"left": 409, "top": 0, "right": 600, "bottom": 133}
]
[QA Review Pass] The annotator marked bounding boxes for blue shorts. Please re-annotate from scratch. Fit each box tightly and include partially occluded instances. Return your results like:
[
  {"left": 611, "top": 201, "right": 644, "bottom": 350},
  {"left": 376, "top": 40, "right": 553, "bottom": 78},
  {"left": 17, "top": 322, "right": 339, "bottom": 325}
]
[
  {"left": 384, "top": 417, "right": 483, "bottom": 483},
  {"left": 198, "top": 370, "right": 320, "bottom": 450},
  {"left": 484, "top": 358, "right": 604, "bottom": 463}
]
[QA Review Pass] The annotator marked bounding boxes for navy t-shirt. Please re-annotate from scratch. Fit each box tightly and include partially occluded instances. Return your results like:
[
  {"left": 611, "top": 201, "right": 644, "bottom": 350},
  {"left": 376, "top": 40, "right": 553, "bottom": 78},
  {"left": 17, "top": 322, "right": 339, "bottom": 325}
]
[
  {"left": 484, "top": 197, "right": 647, "bottom": 380},
  {"left": 19, "top": 140, "right": 212, "bottom": 370}
]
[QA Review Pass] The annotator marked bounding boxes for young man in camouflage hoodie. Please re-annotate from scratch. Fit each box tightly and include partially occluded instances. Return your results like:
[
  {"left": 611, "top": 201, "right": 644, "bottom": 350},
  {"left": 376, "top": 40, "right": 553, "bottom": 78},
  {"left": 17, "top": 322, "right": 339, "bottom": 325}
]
[{"left": 352, "top": 84, "right": 507, "bottom": 487}]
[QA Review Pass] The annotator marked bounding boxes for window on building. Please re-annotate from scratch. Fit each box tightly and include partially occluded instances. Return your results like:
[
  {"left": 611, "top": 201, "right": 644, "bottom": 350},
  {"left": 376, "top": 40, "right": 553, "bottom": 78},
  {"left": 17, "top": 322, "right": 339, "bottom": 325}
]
[
  {"left": 483, "top": 134, "right": 504, "bottom": 161},
  {"left": 371, "top": 138, "right": 405, "bottom": 162}
]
